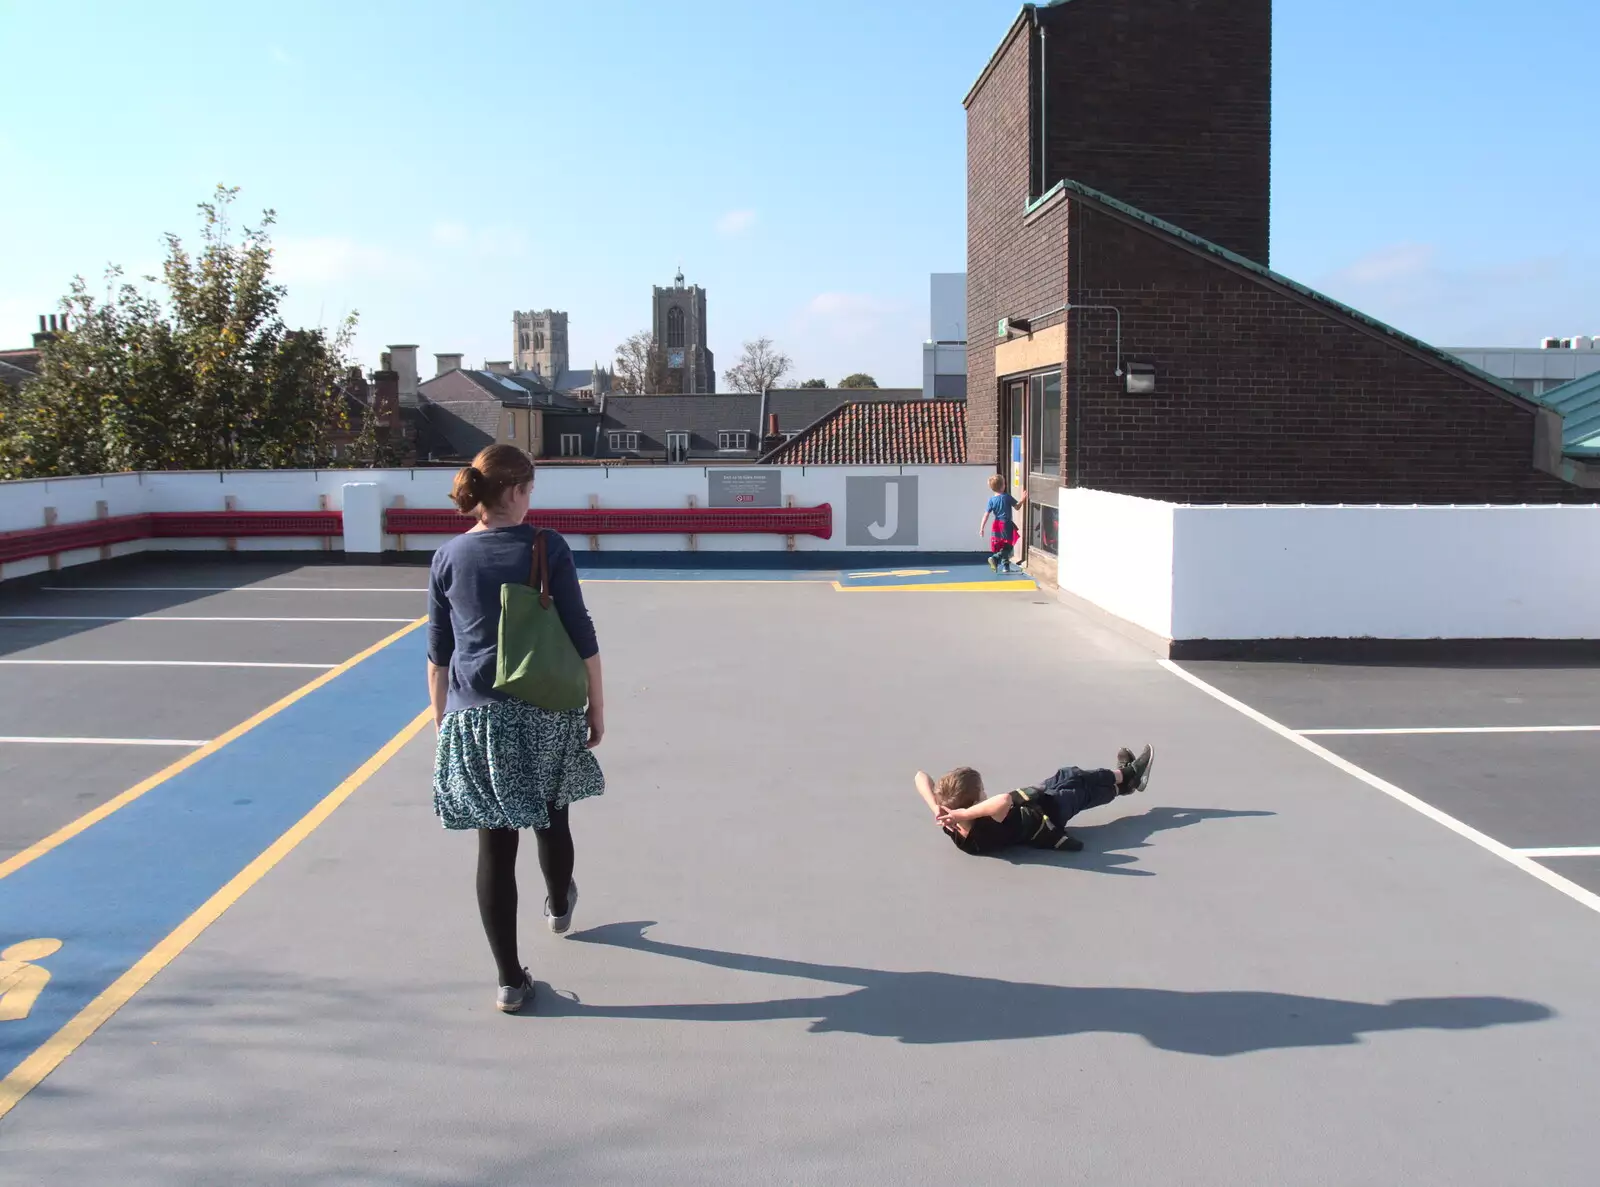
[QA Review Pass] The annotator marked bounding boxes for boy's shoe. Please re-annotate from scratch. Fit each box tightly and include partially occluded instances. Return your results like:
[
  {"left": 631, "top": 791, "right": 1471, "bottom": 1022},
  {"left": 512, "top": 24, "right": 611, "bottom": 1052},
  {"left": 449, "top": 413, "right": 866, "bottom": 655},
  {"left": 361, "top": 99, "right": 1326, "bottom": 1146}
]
[
  {"left": 988, "top": 556, "right": 999, "bottom": 572},
  {"left": 545, "top": 880, "right": 578, "bottom": 935},
  {"left": 497, "top": 969, "right": 534, "bottom": 1014},
  {"left": 1128, "top": 744, "right": 1154, "bottom": 793},
  {"left": 1116, "top": 745, "right": 1153, "bottom": 794},
  {"left": 1053, "top": 831, "right": 1085, "bottom": 852}
]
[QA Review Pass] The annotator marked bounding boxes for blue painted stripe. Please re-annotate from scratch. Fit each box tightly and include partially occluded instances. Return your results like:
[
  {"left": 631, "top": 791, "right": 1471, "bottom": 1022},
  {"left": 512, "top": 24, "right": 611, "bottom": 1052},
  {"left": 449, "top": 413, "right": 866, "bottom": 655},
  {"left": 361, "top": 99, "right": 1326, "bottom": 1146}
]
[{"left": 0, "top": 632, "right": 428, "bottom": 1082}]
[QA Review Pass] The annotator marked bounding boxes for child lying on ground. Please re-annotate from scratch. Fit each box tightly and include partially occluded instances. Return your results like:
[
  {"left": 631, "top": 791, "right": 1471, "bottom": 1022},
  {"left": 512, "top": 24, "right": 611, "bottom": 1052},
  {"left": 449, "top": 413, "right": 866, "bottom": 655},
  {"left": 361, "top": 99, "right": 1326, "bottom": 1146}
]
[{"left": 914, "top": 746, "right": 1153, "bottom": 855}]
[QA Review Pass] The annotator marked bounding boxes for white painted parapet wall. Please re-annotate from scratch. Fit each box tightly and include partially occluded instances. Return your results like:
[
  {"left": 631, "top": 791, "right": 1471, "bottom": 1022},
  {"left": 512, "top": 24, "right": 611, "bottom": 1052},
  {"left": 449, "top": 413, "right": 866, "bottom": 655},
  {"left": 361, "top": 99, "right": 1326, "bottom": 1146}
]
[
  {"left": 0, "top": 465, "right": 995, "bottom": 581},
  {"left": 1059, "top": 489, "right": 1600, "bottom": 642}
]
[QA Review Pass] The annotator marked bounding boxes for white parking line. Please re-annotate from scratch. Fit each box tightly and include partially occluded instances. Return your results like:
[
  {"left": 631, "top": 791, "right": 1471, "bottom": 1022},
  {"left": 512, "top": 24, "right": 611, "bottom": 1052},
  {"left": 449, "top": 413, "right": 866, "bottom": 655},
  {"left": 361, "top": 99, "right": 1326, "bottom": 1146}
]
[
  {"left": 1517, "top": 847, "right": 1600, "bottom": 859},
  {"left": 0, "top": 616, "right": 416, "bottom": 623},
  {"left": 0, "top": 660, "right": 337, "bottom": 669},
  {"left": 1159, "top": 659, "right": 1600, "bottom": 919},
  {"left": 1300, "top": 725, "right": 1600, "bottom": 736},
  {"left": 40, "top": 586, "right": 427, "bottom": 593},
  {"left": 0, "top": 736, "right": 209, "bottom": 747}
]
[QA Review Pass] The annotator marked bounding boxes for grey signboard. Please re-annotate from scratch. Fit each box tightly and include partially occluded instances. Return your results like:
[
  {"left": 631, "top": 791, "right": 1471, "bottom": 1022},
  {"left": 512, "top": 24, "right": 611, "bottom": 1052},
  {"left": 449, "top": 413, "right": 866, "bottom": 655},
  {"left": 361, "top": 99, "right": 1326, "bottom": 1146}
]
[
  {"left": 708, "top": 470, "right": 781, "bottom": 508},
  {"left": 845, "top": 475, "right": 919, "bottom": 547}
]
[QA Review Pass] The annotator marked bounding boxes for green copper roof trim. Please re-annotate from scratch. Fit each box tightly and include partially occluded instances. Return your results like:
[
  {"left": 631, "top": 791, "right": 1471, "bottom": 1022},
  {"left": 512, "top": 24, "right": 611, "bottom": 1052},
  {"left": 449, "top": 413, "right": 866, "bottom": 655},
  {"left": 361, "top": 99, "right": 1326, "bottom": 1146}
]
[
  {"left": 1038, "top": 177, "right": 1530, "bottom": 404},
  {"left": 1024, "top": 180, "right": 1066, "bottom": 217},
  {"left": 1533, "top": 371, "right": 1600, "bottom": 451}
]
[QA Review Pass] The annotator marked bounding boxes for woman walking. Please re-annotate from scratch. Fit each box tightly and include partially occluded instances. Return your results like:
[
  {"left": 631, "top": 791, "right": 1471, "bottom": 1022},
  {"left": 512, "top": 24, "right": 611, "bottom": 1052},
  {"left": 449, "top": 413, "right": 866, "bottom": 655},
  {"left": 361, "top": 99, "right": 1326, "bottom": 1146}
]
[{"left": 426, "top": 444, "right": 605, "bottom": 1014}]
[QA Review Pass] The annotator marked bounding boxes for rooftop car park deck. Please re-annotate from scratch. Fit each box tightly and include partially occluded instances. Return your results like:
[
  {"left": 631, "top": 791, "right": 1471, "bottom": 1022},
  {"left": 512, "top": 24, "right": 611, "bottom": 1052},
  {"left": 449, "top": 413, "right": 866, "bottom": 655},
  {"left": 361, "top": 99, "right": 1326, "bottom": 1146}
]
[{"left": 1, "top": 552, "right": 1598, "bottom": 1185}]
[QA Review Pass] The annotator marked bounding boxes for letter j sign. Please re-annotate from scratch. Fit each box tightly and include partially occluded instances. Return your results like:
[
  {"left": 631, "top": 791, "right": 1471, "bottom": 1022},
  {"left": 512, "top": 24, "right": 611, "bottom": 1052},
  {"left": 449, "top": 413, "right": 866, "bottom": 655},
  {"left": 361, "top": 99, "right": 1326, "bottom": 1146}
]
[{"left": 845, "top": 476, "right": 919, "bottom": 547}]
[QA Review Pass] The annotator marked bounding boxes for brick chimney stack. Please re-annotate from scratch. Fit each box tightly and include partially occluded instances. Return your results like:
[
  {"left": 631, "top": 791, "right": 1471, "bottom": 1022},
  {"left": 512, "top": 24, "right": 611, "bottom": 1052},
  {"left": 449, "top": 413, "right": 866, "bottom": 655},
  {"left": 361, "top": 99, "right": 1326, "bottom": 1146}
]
[
  {"left": 371, "top": 369, "right": 400, "bottom": 428},
  {"left": 759, "top": 412, "right": 784, "bottom": 455}
]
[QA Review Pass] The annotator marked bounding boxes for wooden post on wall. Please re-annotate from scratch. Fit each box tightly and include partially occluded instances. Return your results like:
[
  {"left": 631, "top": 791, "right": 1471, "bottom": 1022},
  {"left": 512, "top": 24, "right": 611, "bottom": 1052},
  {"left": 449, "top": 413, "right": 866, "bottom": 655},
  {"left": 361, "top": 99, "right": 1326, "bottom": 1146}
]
[
  {"left": 785, "top": 495, "right": 797, "bottom": 552},
  {"left": 587, "top": 494, "right": 600, "bottom": 553},
  {"left": 318, "top": 494, "right": 332, "bottom": 552},
  {"left": 95, "top": 500, "right": 110, "bottom": 561},
  {"left": 685, "top": 495, "right": 698, "bottom": 552},
  {"left": 223, "top": 494, "right": 238, "bottom": 552},
  {"left": 391, "top": 495, "right": 407, "bottom": 552},
  {"left": 43, "top": 506, "right": 59, "bottom": 571}
]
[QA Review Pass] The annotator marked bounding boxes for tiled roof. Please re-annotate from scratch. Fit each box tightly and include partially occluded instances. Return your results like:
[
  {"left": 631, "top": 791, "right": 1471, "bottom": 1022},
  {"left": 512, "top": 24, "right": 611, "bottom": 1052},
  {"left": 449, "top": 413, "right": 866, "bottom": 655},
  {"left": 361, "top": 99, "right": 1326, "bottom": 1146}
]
[
  {"left": 457, "top": 370, "right": 589, "bottom": 411},
  {"left": 764, "top": 387, "right": 922, "bottom": 441},
  {"left": 415, "top": 400, "right": 501, "bottom": 462},
  {"left": 760, "top": 399, "right": 967, "bottom": 465},
  {"left": 0, "top": 359, "right": 35, "bottom": 389}
]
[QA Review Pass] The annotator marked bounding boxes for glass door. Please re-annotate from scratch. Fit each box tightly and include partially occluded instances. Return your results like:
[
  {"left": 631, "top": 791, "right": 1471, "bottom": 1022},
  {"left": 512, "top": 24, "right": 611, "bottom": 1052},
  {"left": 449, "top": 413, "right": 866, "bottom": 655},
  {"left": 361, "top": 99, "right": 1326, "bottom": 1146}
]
[{"left": 1005, "top": 380, "right": 1028, "bottom": 561}]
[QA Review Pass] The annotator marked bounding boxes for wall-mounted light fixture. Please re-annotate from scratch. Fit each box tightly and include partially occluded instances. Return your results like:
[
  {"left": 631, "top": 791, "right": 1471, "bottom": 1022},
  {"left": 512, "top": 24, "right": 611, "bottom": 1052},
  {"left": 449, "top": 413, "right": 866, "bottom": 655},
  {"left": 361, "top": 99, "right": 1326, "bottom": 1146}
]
[{"left": 1124, "top": 361, "right": 1156, "bottom": 394}]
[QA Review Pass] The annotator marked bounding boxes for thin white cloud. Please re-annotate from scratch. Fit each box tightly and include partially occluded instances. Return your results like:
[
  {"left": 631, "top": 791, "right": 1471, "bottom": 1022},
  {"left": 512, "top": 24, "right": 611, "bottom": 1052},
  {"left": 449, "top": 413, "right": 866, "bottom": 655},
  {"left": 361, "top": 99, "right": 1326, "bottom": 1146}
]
[
  {"left": 431, "top": 221, "right": 527, "bottom": 258},
  {"left": 1329, "top": 243, "right": 1436, "bottom": 286},
  {"left": 1317, "top": 242, "right": 1589, "bottom": 346},
  {"left": 271, "top": 236, "right": 402, "bottom": 284},
  {"left": 798, "top": 292, "right": 907, "bottom": 346},
  {"left": 268, "top": 45, "right": 296, "bottom": 66},
  {"left": 716, "top": 209, "right": 758, "bottom": 237}
]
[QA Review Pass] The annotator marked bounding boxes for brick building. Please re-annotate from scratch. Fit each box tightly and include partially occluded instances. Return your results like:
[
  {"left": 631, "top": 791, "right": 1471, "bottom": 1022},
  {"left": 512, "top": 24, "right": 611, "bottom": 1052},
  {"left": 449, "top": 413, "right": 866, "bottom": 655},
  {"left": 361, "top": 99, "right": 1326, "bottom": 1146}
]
[{"left": 967, "top": 1, "right": 1595, "bottom": 565}]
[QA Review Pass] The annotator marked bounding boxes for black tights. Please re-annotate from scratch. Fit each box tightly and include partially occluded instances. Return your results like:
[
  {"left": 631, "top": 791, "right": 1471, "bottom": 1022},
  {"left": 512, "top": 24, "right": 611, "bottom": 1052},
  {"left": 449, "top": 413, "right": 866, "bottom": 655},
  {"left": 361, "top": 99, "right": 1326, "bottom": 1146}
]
[{"left": 476, "top": 807, "right": 574, "bottom": 987}]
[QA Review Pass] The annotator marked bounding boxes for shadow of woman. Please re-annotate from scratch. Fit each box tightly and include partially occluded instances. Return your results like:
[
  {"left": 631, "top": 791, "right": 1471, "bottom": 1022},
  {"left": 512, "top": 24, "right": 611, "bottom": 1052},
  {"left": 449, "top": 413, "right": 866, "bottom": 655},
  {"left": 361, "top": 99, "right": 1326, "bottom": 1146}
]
[{"left": 545, "top": 922, "right": 1551, "bottom": 1057}]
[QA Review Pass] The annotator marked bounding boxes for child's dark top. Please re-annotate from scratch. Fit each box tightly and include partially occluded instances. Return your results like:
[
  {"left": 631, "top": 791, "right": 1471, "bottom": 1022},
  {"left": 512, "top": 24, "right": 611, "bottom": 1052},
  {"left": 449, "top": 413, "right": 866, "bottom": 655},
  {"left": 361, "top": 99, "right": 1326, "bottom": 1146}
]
[{"left": 944, "top": 788, "right": 1078, "bottom": 855}]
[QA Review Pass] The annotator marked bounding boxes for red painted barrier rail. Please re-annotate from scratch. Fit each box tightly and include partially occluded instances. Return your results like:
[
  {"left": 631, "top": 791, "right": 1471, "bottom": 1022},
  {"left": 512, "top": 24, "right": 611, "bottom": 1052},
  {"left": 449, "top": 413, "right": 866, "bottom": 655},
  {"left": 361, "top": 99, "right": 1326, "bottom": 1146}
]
[
  {"left": 0, "top": 503, "right": 833, "bottom": 566},
  {"left": 0, "top": 510, "right": 343, "bottom": 565},
  {"left": 385, "top": 505, "right": 834, "bottom": 539}
]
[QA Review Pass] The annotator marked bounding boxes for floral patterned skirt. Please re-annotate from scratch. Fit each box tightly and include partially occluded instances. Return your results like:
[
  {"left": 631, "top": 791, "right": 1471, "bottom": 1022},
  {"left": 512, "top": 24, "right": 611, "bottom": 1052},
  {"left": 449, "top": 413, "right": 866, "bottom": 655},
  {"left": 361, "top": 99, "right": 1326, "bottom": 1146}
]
[{"left": 432, "top": 699, "right": 604, "bottom": 831}]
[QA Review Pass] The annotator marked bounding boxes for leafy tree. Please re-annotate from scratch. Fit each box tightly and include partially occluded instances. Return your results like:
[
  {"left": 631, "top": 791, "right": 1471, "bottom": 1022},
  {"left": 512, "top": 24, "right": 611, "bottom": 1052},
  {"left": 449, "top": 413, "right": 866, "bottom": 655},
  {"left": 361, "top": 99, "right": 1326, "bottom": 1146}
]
[
  {"left": 613, "top": 329, "right": 669, "bottom": 394},
  {"left": 724, "top": 337, "right": 792, "bottom": 393},
  {"left": 797, "top": 378, "right": 828, "bottom": 388},
  {"left": 839, "top": 373, "right": 879, "bottom": 389},
  {"left": 0, "top": 186, "right": 364, "bottom": 479}
]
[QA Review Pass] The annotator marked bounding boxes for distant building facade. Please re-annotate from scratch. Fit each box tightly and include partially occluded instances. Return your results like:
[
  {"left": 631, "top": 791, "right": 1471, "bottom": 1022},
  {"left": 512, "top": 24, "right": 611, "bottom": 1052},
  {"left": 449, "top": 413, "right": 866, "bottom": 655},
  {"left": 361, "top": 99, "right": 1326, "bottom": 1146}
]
[
  {"left": 512, "top": 310, "right": 568, "bottom": 379},
  {"left": 1446, "top": 338, "right": 1600, "bottom": 399},
  {"left": 652, "top": 271, "right": 714, "bottom": 394},
  {"left": 922, "top": 272, "right": 967, "bottom": 399},
  {"left": 507, "top": 309, "right": 611, "bottom": 401}
]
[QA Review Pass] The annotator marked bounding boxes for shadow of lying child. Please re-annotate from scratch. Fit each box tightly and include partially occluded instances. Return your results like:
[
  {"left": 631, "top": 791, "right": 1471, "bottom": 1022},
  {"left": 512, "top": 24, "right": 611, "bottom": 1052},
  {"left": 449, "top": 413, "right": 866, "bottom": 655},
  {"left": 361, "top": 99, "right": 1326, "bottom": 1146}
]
[
  {"left": 546, "top": 921, "right": 1550, "bottom": 1056},
  {"left": 996, "top": 806, "right": 1277, "bottom": 875}
]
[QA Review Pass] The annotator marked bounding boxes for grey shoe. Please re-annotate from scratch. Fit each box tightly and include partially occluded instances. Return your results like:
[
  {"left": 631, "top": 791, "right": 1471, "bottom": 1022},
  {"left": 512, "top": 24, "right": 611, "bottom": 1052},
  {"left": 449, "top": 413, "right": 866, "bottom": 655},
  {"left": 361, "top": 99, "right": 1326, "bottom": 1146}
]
[
  {"left": 1116, "top": 745, "right": 1153, "bottom": 794},
  {"left": 545, "top": 880, "right": 578, "bottom": 935},
  {"left": 1130, "top": 744, "right": 1153, "bottom": 792},
  {"left": 497, "top": 969, "right": 533, "bottom": 1014}
]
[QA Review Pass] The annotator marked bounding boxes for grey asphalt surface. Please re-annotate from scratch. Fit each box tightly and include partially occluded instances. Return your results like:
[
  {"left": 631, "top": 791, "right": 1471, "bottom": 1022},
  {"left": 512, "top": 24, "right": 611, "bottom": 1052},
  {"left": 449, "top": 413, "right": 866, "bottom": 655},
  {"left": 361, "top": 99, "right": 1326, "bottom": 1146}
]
[
  {"left": 0, "top": 558, "right": 428, "bottom": 859},
  {"left": 2, "top": 567, "right": 1599, "bottom": 1184},
  {"left": 1184, "top": 660, "right": 1600, "bottom": 913}
]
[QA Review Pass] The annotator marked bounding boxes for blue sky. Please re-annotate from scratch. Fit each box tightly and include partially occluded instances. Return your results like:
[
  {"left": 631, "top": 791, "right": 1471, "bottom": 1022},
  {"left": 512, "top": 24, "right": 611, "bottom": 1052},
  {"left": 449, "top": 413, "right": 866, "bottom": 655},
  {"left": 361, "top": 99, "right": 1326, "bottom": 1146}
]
[{"left": 1, "top": 0, "right": 1595, "bottom": 387}]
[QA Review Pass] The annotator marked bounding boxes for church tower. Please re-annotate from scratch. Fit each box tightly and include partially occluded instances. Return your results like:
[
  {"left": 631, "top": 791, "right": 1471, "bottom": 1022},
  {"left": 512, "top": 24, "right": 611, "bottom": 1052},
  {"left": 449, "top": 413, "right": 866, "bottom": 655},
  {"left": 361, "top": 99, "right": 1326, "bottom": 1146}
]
[
  {"left": 512, "top": 309, "right": 569, "bottom": 381},
  {"left": 650, "top": 271, "right": 714, "bottom": 394}
]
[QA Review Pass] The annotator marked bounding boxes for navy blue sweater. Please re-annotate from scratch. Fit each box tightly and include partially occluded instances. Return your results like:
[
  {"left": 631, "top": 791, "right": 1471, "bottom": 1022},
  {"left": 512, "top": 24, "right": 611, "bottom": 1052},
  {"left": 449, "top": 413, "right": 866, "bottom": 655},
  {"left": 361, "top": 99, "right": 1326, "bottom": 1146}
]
[{"left": 426, "top": 525, "right": 599, "bottom": 714}]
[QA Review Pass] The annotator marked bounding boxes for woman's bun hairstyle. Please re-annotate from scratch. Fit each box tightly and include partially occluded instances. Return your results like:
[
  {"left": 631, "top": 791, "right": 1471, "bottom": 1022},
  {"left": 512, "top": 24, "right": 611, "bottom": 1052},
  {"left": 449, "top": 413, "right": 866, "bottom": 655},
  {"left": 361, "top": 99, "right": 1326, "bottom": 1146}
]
[{"left": 450, "top": 445, "right": 535, "bottom": 518}]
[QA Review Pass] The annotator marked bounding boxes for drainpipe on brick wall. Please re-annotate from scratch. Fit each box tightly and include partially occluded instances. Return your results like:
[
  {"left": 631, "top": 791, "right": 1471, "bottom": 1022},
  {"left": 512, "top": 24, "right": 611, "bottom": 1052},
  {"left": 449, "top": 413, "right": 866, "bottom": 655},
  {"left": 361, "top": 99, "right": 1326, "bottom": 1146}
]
[{"left": 1038, "top": 22, "right": 1047, "bottom": 197}]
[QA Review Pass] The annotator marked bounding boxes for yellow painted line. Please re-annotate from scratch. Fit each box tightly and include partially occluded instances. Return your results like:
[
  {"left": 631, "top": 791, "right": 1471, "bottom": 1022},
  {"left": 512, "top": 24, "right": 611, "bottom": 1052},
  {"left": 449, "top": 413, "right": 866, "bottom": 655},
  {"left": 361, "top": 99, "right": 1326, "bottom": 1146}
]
[
  {"left": 0, "top": 707, "right": 433, "bottom": 1121},
  {"left": 579, "top": 578, "right": 835, "bottom": 585},
  {"left": 843, "top": 569, "right": 948, "bottom": 579},
  {"left": 831, "top": 580, "right": 1037, "bottom": 593},
  {"left": 0, "top": 617, "right": 427, "bottom": 883}
]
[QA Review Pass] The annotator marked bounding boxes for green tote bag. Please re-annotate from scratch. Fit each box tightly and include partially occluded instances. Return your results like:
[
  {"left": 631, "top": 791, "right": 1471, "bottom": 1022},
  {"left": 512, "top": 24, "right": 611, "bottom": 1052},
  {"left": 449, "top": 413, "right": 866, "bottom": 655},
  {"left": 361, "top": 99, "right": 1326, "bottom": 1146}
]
[{"left": 492, "top": 530, "right": 590, "bottom": 711}]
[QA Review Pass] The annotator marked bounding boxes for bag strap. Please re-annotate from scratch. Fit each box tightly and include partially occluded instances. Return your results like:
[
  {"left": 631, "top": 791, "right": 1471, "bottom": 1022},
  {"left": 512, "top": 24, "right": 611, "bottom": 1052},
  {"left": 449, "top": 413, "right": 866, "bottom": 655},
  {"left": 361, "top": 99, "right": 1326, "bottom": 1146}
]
[{"left": 528, "top": 529, "right": 553, "bottom": 609}]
